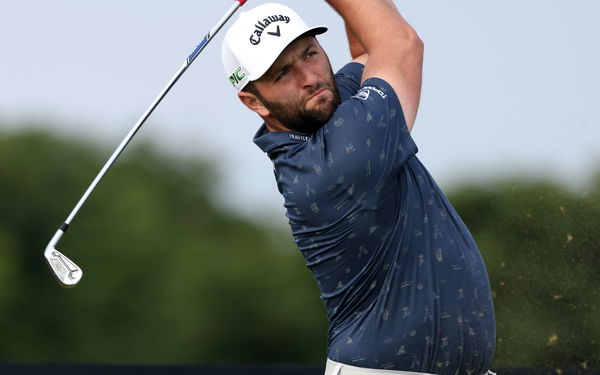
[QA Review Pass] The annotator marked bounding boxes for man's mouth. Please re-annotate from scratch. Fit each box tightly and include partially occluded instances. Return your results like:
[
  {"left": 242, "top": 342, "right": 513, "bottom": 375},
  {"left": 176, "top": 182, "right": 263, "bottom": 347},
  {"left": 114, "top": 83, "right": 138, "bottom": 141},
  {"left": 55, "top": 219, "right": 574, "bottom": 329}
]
[{"left": 307, "top": 88, "right": 328, "bottom": 103}]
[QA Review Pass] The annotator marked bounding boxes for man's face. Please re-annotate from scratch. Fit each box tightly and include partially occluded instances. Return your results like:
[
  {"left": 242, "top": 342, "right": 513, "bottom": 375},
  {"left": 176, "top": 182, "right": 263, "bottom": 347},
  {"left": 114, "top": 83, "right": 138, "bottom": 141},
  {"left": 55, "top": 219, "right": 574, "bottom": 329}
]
[{"left": 249, "top": 36, "right": 341, "bottom": 133}]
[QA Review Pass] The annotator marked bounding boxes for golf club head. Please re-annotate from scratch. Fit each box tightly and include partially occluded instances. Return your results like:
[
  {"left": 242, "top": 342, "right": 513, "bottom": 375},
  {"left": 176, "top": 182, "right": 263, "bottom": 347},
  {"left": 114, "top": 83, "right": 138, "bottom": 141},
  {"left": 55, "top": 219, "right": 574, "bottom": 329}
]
[{"left": 44, "top": 238, "right": 83, "bottom": 288}]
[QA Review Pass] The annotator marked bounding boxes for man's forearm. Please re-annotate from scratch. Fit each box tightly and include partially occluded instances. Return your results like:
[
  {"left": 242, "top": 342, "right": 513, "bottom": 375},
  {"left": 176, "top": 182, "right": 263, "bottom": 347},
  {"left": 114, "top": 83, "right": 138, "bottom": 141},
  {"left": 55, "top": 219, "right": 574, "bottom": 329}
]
[
  {"left": 345, "top": 23, "right": 366, "bottom": 59},
  {"left": 327, "top": 0, "right": 417, "bottom": 55},
  {"left": 342, "top": 0, "right": 397, "bottom": 60},
  {"left": 326, "top": 0, "right": 423, "bottom": 130}
]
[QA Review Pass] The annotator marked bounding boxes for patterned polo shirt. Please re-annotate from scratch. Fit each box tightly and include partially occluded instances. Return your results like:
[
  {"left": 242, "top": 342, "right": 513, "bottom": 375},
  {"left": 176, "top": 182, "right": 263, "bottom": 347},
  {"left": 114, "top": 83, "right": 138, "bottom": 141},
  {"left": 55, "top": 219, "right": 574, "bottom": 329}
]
[{"left": 254, "top": 62, "right": 496, "bottom": 375}]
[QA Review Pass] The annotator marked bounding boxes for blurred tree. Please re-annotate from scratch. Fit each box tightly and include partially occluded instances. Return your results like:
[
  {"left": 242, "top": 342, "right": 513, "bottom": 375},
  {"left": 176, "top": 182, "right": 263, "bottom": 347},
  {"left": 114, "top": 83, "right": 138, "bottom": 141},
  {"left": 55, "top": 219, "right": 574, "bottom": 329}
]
[
  {"left": 0, "top": 128, "right": 327, "bottom": 364},
  {"left": 451, "top": 178, "right": 600, "bottom": 370},
  {"left": 1, "top": 126, "right": 599, "bottom": 371}
]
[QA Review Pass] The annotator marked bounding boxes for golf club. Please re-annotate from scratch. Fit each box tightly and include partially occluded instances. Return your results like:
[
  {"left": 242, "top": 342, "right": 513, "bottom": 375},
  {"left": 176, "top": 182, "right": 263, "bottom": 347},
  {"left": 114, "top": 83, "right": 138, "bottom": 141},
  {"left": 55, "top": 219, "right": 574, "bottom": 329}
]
[{"left": 44, "top": 0, "right": 248, "bottom": 288}]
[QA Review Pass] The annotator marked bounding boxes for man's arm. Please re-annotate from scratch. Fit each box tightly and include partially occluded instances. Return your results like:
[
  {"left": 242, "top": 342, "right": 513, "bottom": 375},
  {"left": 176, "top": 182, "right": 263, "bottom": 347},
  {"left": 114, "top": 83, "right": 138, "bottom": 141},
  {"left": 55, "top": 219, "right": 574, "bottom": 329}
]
[
  {"left": 343, "top": 0, "right": 395, "bottom": 63},
  {"left": 345, "top": 23, "right": 367, "bottom": 63},
  {"left": 327, "top": 0, "right": 423, "bottom": 131}
]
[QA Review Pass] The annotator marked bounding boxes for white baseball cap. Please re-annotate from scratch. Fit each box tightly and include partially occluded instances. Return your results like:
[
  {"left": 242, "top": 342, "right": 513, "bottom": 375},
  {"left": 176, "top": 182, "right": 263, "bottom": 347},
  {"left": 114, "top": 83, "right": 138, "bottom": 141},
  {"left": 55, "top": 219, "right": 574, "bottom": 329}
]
[{"left": 221, "top": 2, "right": 327, "bottom": 92}]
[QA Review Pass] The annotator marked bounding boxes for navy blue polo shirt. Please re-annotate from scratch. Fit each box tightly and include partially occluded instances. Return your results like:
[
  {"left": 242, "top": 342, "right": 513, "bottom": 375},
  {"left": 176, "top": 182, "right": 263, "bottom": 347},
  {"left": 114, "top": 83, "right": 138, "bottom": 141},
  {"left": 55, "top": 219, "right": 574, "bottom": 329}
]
[{"left": 254, "top": 62, "right": 495, "bottom": 375}]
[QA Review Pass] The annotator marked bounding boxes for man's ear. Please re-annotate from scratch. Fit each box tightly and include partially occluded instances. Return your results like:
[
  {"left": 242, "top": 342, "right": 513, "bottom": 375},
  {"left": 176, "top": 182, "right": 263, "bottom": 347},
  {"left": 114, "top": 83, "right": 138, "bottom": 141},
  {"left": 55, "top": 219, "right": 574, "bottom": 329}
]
[{"left": 238, "top": 91, "right": 270, "bottom": 117}]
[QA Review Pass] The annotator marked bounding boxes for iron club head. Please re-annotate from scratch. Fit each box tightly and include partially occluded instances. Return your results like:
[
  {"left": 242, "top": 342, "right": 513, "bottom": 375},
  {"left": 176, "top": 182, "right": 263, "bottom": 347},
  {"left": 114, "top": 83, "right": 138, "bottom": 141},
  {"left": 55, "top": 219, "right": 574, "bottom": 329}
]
[
  {"left": 44, "top": 229, "right": 83, "bottom": 288},
  {"left": 44, "top": 248, "right": 83, "bottom": 288}
]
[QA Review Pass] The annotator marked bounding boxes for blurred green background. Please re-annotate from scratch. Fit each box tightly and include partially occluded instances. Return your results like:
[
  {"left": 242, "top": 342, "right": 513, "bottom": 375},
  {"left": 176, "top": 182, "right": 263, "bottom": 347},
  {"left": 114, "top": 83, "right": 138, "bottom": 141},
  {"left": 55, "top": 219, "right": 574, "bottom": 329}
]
[{"left": 0, "top": 125, "right": 598, "bottom": 370}]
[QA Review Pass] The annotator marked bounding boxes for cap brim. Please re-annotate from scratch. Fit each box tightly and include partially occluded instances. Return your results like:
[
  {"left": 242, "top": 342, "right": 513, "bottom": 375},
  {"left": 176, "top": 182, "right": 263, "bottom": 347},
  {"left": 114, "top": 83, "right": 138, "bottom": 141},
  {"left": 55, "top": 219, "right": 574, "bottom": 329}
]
[{"left": 248, "top": 25, "right": 328, "bottom": 82}]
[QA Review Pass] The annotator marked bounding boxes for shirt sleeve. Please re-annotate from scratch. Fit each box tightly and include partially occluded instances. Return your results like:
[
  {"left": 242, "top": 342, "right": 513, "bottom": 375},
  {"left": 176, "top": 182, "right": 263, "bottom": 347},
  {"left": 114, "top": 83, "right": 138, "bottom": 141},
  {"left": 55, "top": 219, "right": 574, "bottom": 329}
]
[
  {"left": 318, "top": 77, "right": 418, "bottom": 207},
  {"left": 335, "top": 62, "right": 365, "bottom": 102}
]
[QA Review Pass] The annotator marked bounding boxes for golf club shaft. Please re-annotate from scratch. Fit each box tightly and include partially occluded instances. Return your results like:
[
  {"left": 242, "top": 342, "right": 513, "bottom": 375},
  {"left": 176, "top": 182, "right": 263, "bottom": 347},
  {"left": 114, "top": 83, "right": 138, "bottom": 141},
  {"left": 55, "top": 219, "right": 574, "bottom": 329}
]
[{"left": 55, "top": 0, "right": 245, "bottom": 241}]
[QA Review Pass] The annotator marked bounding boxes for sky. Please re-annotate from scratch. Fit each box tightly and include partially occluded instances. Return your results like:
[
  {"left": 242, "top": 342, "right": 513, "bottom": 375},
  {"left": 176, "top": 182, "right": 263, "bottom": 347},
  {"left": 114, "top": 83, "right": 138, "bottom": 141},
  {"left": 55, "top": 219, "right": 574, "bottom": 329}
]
[{"left": 1, "top": 0, "right": 599, "bottom": 220}]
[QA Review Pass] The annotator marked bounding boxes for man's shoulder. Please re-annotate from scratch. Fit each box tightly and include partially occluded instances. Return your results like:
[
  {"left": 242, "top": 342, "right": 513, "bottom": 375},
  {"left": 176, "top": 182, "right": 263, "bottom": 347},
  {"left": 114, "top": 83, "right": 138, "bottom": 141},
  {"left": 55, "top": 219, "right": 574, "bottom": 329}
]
[
  {"left": 330, "top": 76, "right": 403, "bottom": 128},
  {"left": 335, "top": 62, "right": 365, "bottom": 82},
  {"left": 335, "top": 62, "right": 365, "bottom": 101}
]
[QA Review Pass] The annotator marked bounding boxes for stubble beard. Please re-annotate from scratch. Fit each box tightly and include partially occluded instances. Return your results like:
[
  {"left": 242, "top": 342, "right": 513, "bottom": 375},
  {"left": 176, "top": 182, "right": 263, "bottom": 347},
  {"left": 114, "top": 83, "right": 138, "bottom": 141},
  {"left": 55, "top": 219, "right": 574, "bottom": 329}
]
[{"left": 260, "top": 66, "right": 341, "bottom": 134}]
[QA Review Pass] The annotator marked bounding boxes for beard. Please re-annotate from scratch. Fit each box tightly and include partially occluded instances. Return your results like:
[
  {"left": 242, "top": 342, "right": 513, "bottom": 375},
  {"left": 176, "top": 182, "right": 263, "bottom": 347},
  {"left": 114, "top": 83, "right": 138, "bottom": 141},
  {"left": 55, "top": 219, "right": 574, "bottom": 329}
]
[{"left": 257, "top": 66, "right": 341, "bottom": 134}]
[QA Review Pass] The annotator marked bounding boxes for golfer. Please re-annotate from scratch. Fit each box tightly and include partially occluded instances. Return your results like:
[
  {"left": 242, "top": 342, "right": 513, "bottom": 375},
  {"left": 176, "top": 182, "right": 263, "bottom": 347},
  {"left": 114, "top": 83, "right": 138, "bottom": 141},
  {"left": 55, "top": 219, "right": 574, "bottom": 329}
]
[{"left": 222, "top": 1, "right": 496, "bottom": 374}]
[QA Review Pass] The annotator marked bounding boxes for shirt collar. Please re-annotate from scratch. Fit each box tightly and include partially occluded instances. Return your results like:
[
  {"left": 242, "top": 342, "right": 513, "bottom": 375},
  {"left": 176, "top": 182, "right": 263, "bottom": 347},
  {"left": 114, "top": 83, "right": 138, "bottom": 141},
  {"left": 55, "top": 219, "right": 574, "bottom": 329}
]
[{"left": 253, "top": 123, "right": 313, "bottom": 155}]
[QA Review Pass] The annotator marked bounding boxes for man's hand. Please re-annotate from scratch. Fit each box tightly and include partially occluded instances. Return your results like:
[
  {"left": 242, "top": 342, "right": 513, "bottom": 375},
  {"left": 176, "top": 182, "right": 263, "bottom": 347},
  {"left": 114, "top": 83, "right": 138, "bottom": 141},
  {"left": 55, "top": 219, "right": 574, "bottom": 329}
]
[{"left": 327, "top": 0, "right": 423, "bottom": 131}]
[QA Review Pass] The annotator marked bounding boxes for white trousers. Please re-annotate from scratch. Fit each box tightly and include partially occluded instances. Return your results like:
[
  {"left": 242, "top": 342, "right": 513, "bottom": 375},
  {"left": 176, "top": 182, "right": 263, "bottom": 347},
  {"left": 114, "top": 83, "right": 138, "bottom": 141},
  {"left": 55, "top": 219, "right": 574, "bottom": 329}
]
[
  {"left": 325, "top": 359, "right": 435, "bottom": 375},
  {"left": 324, "top": 359, "right": 497, "bottom": 375}
]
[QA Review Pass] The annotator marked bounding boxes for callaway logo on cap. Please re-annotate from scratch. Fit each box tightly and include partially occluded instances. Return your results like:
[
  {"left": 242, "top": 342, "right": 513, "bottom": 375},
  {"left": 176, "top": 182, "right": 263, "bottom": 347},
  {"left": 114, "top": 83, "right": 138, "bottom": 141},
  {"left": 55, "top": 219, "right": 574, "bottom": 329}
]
[{"left": 222, "top": 3, "right": 327, "bottom": 91}]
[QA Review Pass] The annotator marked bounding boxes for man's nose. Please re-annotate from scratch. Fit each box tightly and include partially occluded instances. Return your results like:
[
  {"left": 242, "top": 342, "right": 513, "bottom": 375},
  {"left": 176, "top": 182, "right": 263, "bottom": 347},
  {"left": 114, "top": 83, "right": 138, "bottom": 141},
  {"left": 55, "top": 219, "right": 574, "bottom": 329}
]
[{"left": 300, "top": 67, "right": 319, "bottom": 89}]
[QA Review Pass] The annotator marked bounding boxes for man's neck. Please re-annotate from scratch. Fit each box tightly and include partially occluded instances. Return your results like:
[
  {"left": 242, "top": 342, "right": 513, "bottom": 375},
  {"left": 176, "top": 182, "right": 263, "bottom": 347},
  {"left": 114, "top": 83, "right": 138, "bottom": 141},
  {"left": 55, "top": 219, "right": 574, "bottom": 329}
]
[{"left": 264, "top": 118, "right": 292, "bottom": 133}]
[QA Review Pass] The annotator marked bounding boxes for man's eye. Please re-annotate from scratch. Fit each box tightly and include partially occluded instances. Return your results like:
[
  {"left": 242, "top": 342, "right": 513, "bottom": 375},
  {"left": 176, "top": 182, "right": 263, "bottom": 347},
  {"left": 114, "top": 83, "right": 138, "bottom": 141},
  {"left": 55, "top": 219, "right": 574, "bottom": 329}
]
[{"left": 276, "top": 69, "right": 289, "bottom": 81}]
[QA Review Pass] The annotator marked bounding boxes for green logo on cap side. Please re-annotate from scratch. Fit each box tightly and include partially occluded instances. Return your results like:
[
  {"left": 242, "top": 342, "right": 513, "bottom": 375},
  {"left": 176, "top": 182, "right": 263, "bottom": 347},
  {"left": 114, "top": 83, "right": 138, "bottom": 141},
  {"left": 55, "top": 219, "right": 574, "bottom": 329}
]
[{"left": 229, "top": 66, "right": 247, "bottom": 87}]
